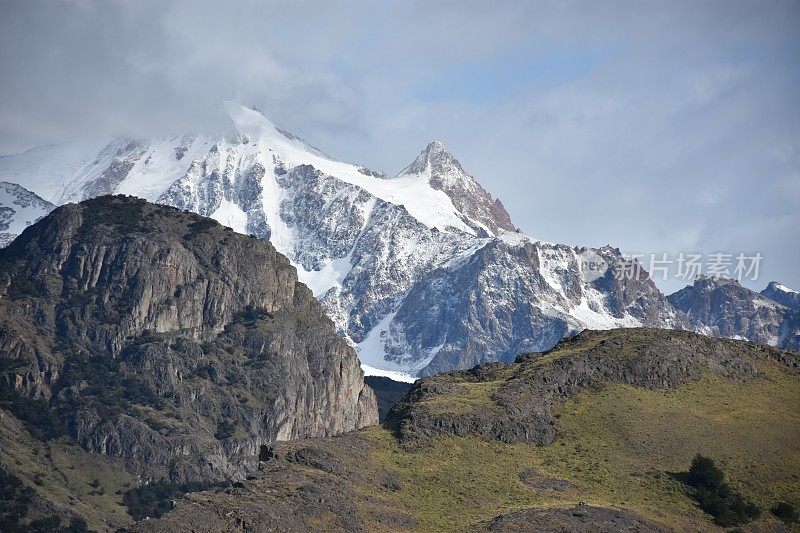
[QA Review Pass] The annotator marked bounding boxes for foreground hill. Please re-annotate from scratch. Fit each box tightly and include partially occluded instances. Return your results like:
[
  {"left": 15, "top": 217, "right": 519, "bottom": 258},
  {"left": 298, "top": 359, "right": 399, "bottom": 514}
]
[
  {"left": 129, "top": 328, "right": 799, "bottom": 532},
  {"left": 0, "top": 196, "right": 376, "bottom": 530}
]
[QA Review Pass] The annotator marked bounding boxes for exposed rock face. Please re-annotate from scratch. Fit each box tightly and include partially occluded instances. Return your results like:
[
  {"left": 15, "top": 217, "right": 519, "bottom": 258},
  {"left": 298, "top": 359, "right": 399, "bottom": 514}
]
[
  {"left": 0, "top": 181, "right": 54, "bottom": 247},
  {"left": 762, "top": 281, "right": 800, "bottom": 311},
  {"left": 397, "top": 140, "right": 515, "bottom": 236},
  {"left": 386, "top": 328, "right": 799, "bottom": 445},
  {"left": 0, "top": 195, "right": 376, "bottom": 483},
  {"left": 394, "top": 241, "right": 688, "bottom": 376},
  {"left": 668, "top": 277, "right": 800, "bottom": 350},
  {"left": 364, "top": 376, "right": 412, "bottom": 422}
]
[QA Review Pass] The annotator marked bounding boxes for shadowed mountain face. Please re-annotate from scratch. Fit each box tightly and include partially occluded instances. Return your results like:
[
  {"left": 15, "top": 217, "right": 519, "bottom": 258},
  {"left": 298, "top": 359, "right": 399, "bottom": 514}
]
[
  {"left": 364, "top": 376, "right": 413, "bottom": 422},
  {"left": 0, "top": 196, "right": 376, "bottom": 490},
  {"left": 762, "top": 280, "right": 800, "bottom": 311}
]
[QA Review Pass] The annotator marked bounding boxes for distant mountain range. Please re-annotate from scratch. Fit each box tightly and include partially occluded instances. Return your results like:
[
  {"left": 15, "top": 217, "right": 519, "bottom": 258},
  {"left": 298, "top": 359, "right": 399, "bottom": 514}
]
[{"left": 1, "top": 102, "right": 798, "bottom": 374}]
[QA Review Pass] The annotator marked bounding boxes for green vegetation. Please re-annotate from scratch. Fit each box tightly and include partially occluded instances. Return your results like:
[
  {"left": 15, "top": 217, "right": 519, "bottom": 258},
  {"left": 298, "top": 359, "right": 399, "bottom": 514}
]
[
  {"left": 422, "top": 380, "right": 502, "bottom": 415},
  {"left": 685, "top": 454, "right": 761, "bottom": 526},
  {"left": 0, "top": 382, "right": 64, "bottom": 441},
  {"left": 214, "top": 418, "right": 237, "bottom": 440},
  {"left": 0, "top": 467, "right": 36, "bottom": 531},
  {"left": 123, "top": 481, "right": 211, "bottom": 521},
  {"left": 55, "top": 351, "right": 165, "bottom": 417},
  {"left": 365, "top": 365, "right": 799, "bottom": 531},
  {"left": 6, "top": 280, "right": 44, "bottom": 300},
  {"left": 772, "top": 501, "right": 799, "bottom": 525},
  {"left": 0, "top": 418, "right": 136, "bottom": 531},
  {"left": 183, "top": 217, "right": 218, "bottom": 240},
  {"left": 79, "top": 196, "right": 148, "bottom": 235}
]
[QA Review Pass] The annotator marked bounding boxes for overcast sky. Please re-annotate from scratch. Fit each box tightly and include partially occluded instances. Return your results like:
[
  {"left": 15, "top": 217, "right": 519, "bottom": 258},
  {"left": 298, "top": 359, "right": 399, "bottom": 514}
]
[{"left": 1, "top": 0, "right": 798, "bottom": 292}]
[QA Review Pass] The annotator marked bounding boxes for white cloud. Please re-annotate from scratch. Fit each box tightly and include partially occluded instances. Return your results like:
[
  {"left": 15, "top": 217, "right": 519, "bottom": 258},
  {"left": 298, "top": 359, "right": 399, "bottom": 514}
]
[{"left": 0, "top": 0, "right": 798, "bottom": 291}]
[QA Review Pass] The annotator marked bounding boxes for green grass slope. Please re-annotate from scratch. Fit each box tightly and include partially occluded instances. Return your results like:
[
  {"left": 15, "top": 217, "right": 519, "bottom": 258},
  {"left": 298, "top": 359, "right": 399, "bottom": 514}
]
[{"left": 131, "top": 329, "right": 800, "bottom": 532}]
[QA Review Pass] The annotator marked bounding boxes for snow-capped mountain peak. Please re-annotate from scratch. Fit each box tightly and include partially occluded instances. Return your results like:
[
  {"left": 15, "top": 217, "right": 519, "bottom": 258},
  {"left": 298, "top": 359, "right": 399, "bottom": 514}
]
[
  {"left": 0, "top": 181, "right": 54, "bottom": 246},
  {"left": 4, "top": 101, "right": 796, "bottom": 377},
  {"left": 761, "top": 280, "right": 800, "bottom": 311},
  {"left": 400, "top": 140, "right": 464, "bottom": 177},
  {"left": 397, "top": 140, "right": 515, "bottom": 237}
]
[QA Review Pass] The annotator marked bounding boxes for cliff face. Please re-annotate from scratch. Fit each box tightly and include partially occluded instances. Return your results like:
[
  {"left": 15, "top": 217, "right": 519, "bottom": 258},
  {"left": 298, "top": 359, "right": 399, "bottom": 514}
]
[{"left": 0, "top": 195, "right": 377, "bottom": 483}]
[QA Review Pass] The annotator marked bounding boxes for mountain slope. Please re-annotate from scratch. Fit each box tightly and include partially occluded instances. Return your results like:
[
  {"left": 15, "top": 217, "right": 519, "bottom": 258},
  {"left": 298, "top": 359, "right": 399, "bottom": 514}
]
[
  {"left": 762, "top": 280, "right": 800, "bottom": 311},
  {"left": 1, "top": 102, "right": 794, "bottom": 375},
  {"left": 127, "top": 329, "right": 800, "bottom": 532},
  {"left": 396, "top": 140, "right": 515, "bottom": 236},
  {"left": 668, "top": 277, "right": 800, "bottom": 350},
  {"left": 0, "top": 181, "right": 54, "bottom": 246},
  {"left": 0, "top": 195, "right": 377, "bottom": 523}
]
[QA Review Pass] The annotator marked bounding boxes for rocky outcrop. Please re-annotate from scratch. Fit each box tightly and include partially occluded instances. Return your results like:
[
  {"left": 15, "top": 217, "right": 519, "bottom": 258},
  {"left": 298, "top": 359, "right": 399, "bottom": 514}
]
[
  {"left": 386, "top": 328, "right": 799, "bottom": 445},
  {"left": 668, "top": 277, "right": 800, "bottom": 350},
  {"left": 397, "top": 140, "right": 515, "bottom": 236},
  {"left": 0, "top": 195, "right": 377, "bottom": 483}
]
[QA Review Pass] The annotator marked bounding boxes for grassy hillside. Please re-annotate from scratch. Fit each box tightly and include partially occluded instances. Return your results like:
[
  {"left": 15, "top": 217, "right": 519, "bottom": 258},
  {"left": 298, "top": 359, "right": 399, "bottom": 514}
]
[
  {"left": 366, "top": 366, "right": 799, "bottom": 531},
  {"left": 133, "top": 329, "right": 800, "bottom": 532},
  {"left": 0, "top": 410, "right": 136, "bottom": 531}
]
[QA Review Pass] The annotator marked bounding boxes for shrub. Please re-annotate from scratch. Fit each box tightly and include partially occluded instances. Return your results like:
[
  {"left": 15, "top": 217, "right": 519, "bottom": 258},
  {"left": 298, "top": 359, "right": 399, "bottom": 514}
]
[
  {"left": 685, "top": 454, "right": 761, "bottom": 527},
  {"left": 688, "top": 454, "right": 724, "bottom": 489},
  {"left": 7, "top": 279, "right": 44, "bottom": 299},
  {"left": 215, "top": 418, "right": 236, "bottom": 440},
  {"left": 123, "top": 481, "right": 209, "bottom": 520},
  {"left": 771, "top": 501, "right": 798, "bottom": 524}
]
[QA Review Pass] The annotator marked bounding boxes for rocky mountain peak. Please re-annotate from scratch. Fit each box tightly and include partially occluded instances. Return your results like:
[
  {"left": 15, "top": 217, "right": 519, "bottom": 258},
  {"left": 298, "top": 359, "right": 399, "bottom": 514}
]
[
  {"left": 0, "top": 180, "right": 54, "bottom": 247},
  {"left": 668, "top": 276, "right": 800, "bottom": 350},
  {"left": 401, "top": 140, "right": 464, "bottom": 177},
  {"left": 762, "top": 280, "right": 800, "bottom": 311},
  {"left": 398, "top": 140, "right": 515, "bottom": 236}
]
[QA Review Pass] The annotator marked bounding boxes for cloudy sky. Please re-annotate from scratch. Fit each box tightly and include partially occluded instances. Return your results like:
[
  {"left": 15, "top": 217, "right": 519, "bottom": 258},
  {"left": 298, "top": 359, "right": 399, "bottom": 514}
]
[{"left": 1, "top": 0, "right": 798, "bottom": 292}]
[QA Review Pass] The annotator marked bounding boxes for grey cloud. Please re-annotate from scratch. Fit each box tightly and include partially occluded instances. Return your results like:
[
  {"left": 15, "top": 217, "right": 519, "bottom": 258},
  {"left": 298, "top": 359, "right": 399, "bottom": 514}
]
[{"left": 1, "top": 0, "right": 798, "bottom": 292}]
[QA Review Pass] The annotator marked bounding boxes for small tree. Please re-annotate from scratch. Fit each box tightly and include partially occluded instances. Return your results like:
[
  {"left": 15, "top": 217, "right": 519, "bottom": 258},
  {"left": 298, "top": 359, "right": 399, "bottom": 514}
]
[
  {"left": 688, "top": 454, "right": 724, "bottom": 489},
  {"left": 771, "top": 501, "right": 799, "bottom": 525},
  {"left": 685, "top": 454, "right": 760, "bottom": 527}
]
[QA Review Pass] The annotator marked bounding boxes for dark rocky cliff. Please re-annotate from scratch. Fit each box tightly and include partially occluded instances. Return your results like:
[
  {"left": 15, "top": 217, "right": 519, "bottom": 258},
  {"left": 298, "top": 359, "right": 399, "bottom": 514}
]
[{"left": 0, "top": 195, "right": 377, "bottom": 485}]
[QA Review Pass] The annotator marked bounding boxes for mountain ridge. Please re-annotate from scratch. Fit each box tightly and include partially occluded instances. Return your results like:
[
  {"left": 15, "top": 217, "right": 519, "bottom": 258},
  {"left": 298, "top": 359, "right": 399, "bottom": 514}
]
[{"left": 1, "top": 103, "right": 797, "bottom": 376}]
